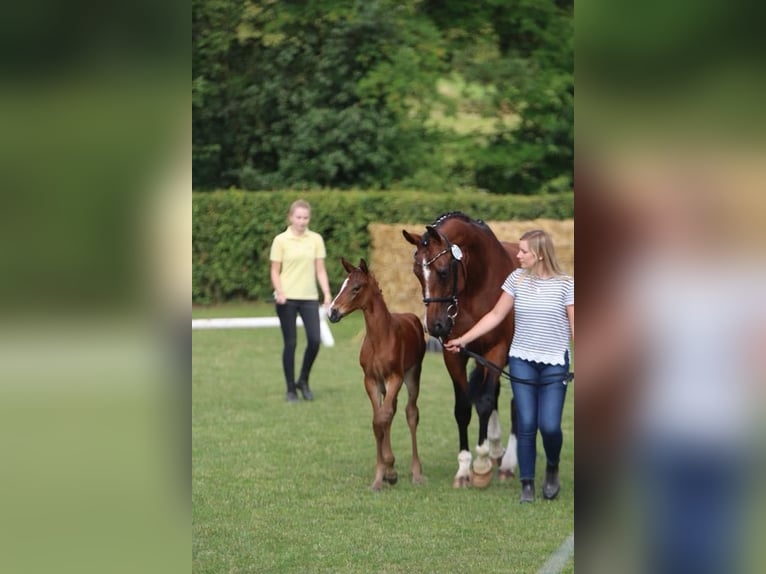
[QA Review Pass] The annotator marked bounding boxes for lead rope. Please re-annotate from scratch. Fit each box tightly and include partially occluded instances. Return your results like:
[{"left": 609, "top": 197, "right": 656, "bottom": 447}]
[{"left": 440, "top": 339, "right": 574, "bottom": 386}]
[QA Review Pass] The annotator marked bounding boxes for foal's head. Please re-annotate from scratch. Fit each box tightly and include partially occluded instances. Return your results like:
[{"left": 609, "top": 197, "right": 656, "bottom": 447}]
[{"left": 328, "top": 257, "right": 378, "bottom": 323}]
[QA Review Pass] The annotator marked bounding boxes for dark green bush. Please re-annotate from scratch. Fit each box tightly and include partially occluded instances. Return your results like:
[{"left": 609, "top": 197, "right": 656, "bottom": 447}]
[{"left": 192, "top": 189, "right": 573, "bottom": 304}]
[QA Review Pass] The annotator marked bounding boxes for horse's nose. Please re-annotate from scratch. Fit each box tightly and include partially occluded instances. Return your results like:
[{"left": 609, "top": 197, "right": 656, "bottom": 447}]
[
  {"left": 328, "top": 308, "right": 342, "bottom": 323},
  {"left": 430, "top": 318, "right": 451, "bottom": 338}
]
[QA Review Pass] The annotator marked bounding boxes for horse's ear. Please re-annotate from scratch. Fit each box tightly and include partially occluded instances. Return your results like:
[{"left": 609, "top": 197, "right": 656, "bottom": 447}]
[
  {"left": 425, "top": 225, "right": 441, "bottom": 242},
  {"left": 340, "top": 257, "right": 355, "bottom": 273},
  {"left": 402, "top": 229, "right": 421, "bottom": 245},
  {"left": 359, "top": 259, "right": 369, "bottom": 273}
]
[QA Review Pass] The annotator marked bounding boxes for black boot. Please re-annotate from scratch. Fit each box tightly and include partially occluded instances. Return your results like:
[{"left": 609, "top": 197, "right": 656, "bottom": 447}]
[
  {"left": 520, "top": 479, "right": 535, "bottom": 503},
  {"left": 296, "top": 379, "right": 314, "bottom": 401},
  {"left": 543, "top": 464, "right": 560, "bottom": 500},
  {"left": 285, "top": 382, "right": 299, "bottom": 403}
]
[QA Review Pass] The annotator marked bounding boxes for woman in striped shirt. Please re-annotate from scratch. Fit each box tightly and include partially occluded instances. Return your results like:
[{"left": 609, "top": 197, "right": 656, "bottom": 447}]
[{"left": 444, "top": 229, "right": 574, "bottom": 502}]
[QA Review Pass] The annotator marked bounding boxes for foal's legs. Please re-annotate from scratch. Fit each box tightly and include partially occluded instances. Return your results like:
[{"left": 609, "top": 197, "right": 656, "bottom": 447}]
[
  {"left": 381, "top": 380, "right": 402, "bottom": 485},
  {"left": 366, "top": 375, "right": 402, "bottom": 491}
]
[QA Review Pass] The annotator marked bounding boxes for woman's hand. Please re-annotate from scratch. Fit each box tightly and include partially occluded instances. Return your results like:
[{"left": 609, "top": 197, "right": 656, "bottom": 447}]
[{"left": 443, "top": 338, "right": 463, "bottom": 354}]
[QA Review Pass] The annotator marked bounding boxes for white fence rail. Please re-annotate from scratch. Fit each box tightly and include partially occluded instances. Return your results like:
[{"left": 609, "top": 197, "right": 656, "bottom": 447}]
[{"left": 192, "top": 308, "right": 335, "bottom": 347}]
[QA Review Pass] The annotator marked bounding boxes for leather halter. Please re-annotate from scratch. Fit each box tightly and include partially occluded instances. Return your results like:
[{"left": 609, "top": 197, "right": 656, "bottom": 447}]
[{"left": 420, "top": 229, "right": 464, "bottom": 321}]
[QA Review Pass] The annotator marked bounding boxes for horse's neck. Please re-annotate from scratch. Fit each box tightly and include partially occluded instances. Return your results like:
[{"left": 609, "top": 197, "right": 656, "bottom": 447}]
[
  {"left": 361, "top": 287, "right": 393, "bottom": 338},
  {"left": 464, "top": 239, "right": 515, "bottom": 307}
]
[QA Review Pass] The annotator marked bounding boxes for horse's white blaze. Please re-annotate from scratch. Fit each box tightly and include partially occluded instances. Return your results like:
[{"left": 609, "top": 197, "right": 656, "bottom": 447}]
[
  {"left": 330, "top": 277, "right": 349, "bottom": 307},
  {"left": 457, "top": 449, "right": 472, "bottom": 478},
  {"left": 421, "top": 260, "right": 431, "bottom": 330},
  {"left": 421, "top": 261, "right": 431, "bottom": 300},
  {"left": 499, "top": 432, "right": 518, "bottom": 473}
]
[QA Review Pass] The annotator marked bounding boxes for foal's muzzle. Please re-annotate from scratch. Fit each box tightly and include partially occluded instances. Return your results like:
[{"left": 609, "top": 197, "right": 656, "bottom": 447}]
[{"left": 328, "top": 308, "right": 343, "bottom": 323}]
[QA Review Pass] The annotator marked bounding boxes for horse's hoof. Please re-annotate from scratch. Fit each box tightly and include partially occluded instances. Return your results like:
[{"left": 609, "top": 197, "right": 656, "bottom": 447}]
[
  {"left": 453, "top": 475, "right": 471, "bottom": 489},
  {"left": 383, "top": 473, "right": 398, "bottom": 485},
  {"left": 412, "top": 473, "right": 425, "bottom": 485},
  {"left": 471, "top": 469, "right": 493, "bottom": 489},
  {"left": 498, "top": 469, "right": 515, "bottom": 482},
  {"left": 371, "top": 481, "right": 384, "bottom": 491}
]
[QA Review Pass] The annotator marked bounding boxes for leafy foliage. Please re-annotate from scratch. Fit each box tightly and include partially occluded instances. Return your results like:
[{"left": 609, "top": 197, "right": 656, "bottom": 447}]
[
  {"left": 193, "top": 0, "right": 444, "bottom": 191},
  {"left": 193, "top": 0, "right": 573, "bottom": 194}
]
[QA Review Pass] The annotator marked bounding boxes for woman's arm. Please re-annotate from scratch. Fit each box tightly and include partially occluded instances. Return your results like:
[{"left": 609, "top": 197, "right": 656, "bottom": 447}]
[
  {"left": 315, "top": 258, "right": 332, "bottom": 307},
  {"left": 443, "top": 291, "right": 515, "bottom": 353},
  {"left": 270, "top": 261, "right": 286, "bottom": 304},
  {"left": 567, "top": 304, "right": 574, "bottom": 342}
]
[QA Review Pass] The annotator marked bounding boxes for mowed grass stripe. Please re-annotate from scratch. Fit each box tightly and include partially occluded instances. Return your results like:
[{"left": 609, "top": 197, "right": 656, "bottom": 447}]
[{"left": 193, "top": 303, "right": 574, "bottom": 573}]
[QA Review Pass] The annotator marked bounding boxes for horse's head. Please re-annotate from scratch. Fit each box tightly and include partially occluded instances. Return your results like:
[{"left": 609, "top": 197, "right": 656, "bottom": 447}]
[
  {"left": 328, "top": 257, "right": 375, "bottom": 323},
  {"left": 402, "top": 223, "right": 466, "bottom": 338}
]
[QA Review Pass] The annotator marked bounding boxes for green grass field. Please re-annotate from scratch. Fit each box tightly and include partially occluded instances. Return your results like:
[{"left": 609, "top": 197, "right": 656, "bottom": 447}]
[{"left": 193, "top": 303, "right": 574, "bottom": 573}]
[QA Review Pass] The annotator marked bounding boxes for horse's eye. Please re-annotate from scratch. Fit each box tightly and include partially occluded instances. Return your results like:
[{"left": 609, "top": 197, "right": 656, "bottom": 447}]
[
  {"left": 352, "top": 286, "right": 360, "bottom": 294},
  {"left": 437, "top": 268, "right": 449, "bottom": 280}
]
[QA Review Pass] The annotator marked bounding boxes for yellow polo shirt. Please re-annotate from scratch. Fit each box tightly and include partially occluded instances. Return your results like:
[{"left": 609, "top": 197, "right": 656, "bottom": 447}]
[{"left": 269, "top": 228, "right": 326, "bottom": 300}]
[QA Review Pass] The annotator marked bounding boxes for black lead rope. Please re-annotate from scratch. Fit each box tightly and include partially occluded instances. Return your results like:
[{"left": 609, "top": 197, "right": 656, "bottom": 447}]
[{"left": 455, "top": 344, "right": 574, "bottom": 386}]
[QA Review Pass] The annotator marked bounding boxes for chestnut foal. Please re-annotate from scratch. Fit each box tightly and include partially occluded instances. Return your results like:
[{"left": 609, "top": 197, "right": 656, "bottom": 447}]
[{"left": 328, "top": 258, "right": 427, "bottom": 491}]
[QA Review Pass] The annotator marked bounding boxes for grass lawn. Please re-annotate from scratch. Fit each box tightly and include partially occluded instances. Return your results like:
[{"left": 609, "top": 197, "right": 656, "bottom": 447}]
[{"left": 193, "top": 302, "right": 574, "bottom": 573}]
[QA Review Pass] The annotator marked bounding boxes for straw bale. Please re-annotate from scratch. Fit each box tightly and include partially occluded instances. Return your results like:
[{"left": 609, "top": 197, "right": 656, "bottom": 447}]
[{"left": 368, "top": 219, "right": 573, "bottom": 316}]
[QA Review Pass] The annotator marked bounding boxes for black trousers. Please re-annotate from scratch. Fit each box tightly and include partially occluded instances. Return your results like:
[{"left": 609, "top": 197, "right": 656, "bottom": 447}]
[{"left": 275, "top": 299, "right": 321, "bottom": 391}]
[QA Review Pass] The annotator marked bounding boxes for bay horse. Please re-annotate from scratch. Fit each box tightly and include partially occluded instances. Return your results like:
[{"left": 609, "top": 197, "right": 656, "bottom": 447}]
[
  {"left": 403, "top": 212, "right": 520, "bottom": 488},
  {"left": 328, "top": 257, "right": 427, "bottom": 491}
]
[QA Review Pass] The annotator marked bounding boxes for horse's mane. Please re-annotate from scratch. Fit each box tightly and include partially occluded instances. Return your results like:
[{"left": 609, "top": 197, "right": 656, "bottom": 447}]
[
  {"left": 430, "top": 211, "right": 490, "bottom": 231},
  {"left": 430, "top": 211, "right": 505, "bottom": 249}
]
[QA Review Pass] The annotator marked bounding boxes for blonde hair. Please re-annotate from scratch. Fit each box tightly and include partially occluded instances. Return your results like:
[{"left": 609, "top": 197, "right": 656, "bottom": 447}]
[
  {"left": 287, "top": 199, "right": 311, "bottom": 222},
  {"left": 520, "top": 229, "right": 565, "bottom": 277}
]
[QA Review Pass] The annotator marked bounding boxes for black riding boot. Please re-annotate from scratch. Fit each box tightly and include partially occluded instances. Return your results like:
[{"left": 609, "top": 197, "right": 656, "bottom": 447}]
[
  {"left": 296, "top": 378, "right": 314, "bottom": 401},
  {"left": 543, "top": 464, "right": 560, "bottom": 499},
  {"left": 520, "top": 479, "right": 535, "bottom": 503},
  {"left": 285, "top": 381, "right": 299, "bottom": 403}
]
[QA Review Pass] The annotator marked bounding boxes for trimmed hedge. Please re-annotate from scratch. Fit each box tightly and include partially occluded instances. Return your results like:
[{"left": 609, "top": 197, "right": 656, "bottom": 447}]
[{"left": 192, "top": 190, "right": 574, "bottom": 304}]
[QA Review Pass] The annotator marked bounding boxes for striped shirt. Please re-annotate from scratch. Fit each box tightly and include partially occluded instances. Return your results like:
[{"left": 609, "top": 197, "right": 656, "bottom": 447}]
[{"left": 502, "top": 268, "right": 574, "bottom": 366}]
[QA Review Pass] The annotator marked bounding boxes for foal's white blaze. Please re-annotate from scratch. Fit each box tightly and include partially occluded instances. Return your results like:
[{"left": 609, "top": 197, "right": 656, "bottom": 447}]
[{"left": 330, "top": 277, "right": 350, "bottom": 307}]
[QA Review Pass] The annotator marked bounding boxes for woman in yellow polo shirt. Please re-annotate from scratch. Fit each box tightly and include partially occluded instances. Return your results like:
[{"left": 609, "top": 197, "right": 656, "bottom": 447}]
[{"left": 270, "top": 200, "right": 333, "bottom": 402}]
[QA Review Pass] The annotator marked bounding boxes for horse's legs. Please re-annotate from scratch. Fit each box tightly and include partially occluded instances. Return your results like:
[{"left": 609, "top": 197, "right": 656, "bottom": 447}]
[
  {"left": 487, "top": 378, "right": 505, "bottom": 463},
  {"left": 499, "top": 397, "right": 519, "bottom": 480},
  {"left": 488, "top": 409, "right": 504, "bottom": 462},
  {"left": 472, "top": 374, "right": 499, "bottom": 487},
  {"left": 404, "top": 364, "right": 423, "bottom": 484},
  {"left": 453, "top": 384, "right": 473, "bottom": 488}
]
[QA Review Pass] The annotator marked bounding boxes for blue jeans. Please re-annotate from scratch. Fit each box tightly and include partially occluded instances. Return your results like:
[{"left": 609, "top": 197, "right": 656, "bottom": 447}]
[
  {"left": 636, "top": 442, "right": 747, "bottom": 574},
  {"left": 509, "top": 353, "right": 570, "bottom": 481},
  {"left": 275, "top": 299, "right": 321, "bottom": 390}
]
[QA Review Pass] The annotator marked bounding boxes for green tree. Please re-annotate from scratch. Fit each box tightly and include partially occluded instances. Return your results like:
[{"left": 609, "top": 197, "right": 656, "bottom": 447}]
[
  {"left": 193, "top": 0, "right": 445, "bottom": 190},
  {"left": 422, "top": 0, "right": 573, "bottom": 194}
]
